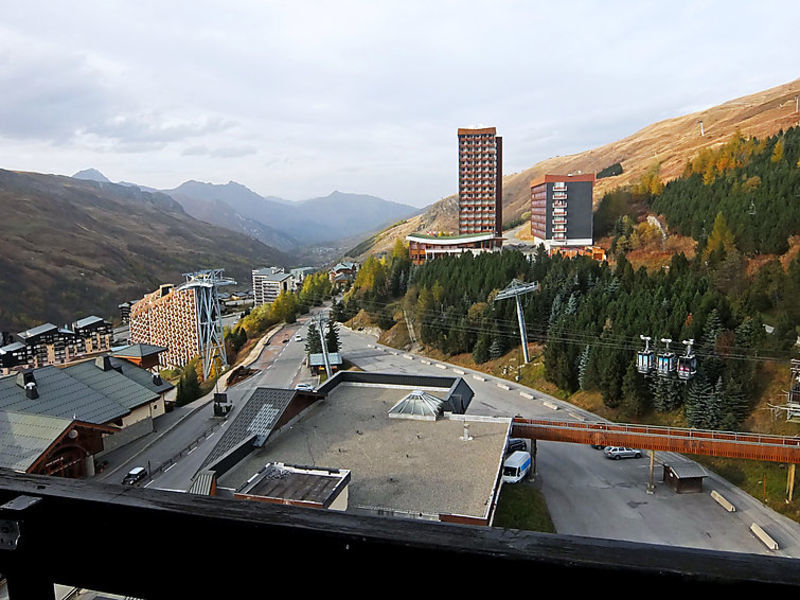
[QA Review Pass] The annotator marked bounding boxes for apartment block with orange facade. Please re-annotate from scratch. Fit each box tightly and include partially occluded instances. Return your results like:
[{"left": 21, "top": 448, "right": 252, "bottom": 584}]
[
  {"left": 129, "top": 284, "right": 200, "bottom": 372},
  {"left": 458, "top": 127, "right": 503, "bottom": 236},
  {"left": 530, "top": 173, "right": 595, "bottom": 248}
]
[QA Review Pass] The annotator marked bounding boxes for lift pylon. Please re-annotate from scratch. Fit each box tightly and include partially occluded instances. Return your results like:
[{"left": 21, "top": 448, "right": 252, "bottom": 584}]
[{"left": 494, "top": 279, "right": 539, "bottom": 364}]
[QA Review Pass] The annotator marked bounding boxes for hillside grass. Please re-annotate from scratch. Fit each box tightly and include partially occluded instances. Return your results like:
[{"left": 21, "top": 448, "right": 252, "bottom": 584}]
[{"left": 493, "top": 480, "right": 556, "bottom": 533}]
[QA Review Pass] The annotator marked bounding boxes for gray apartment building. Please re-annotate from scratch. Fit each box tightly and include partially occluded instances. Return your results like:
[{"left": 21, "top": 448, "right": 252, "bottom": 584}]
[{"left": 530, "top": 173, "right": 595, "bottom": 248}]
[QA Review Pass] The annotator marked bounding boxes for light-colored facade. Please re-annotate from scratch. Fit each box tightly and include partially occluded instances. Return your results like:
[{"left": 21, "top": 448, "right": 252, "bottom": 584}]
[
  {"left": 129, "top": 284, "right": 200, "bottom": 371},
  {"left": 252, "top": 268, "right": 293, "bottom": 306}
]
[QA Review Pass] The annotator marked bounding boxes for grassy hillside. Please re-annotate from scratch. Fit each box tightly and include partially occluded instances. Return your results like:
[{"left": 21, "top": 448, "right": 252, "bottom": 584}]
[{"left": 0, "top": 169, "right": 288, "bottom": 331}]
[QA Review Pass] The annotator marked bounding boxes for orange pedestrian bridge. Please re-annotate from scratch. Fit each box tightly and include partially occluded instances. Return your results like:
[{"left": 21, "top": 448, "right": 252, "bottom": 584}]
[{"left": 511, "top": 417, "right": 800, "bottom": 464}]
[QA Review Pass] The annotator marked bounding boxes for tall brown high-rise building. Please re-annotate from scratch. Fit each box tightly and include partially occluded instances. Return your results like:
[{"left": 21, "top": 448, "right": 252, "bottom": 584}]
[{"left": 458, "top": 127, "right": 502, "bottom": 236}]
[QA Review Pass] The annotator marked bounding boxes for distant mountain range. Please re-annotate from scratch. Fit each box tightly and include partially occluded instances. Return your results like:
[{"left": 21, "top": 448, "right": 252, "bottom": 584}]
[
  {"left": 0, "top": 169, "right": 289, "bottom": 331},
  {"left": 73, "top": 171, "right": 421, "bottom": 253}
]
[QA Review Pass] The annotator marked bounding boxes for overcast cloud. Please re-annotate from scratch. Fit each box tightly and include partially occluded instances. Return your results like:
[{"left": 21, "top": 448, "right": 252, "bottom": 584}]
[{"left": 0, "top": 1, "right": 798, "bottom": 206}]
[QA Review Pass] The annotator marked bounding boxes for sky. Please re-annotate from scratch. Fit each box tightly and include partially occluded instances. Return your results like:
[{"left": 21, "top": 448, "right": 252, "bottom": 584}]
[{"left": 1, "top": 1, "right": 799, "bottom": 208}]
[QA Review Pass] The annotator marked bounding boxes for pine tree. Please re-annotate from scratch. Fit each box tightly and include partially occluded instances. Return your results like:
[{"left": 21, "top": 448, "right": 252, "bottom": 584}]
[
  {"left": 305, "top": 322, "right": 323, "bottom": 354},
  {"left": 577, "top": 345, "right": 591, "bottom": 390},
  {"left": 489, "top": 337, "right": 504, "bottom": 360},
  {"left": 472, "top": 335, "right": 490, "bottom": 364},
  {"left": 621, "top": 362, "right": 649, "bottom": 419},
  {"left": 325, "top": 320, "right": 340, "bottom": 353}
]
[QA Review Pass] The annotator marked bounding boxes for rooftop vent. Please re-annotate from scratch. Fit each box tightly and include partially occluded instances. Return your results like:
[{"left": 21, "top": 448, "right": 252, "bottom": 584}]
[
  {"left": 15, "top": 370, "right": 35, "bottom": 389},
  {"left": 152, "top": 374, "right": 163, "bottom": 386}
]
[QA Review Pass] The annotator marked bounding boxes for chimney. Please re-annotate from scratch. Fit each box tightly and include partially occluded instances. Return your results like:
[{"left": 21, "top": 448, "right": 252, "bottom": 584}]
[
  {"left": 461, "top": 422, "right": 473, "bottom": 442},
  {"left": 95, "top": 355, "right": 113, "bottom": 371},
  {"left": 152, "top": 374, "right": 163, "bottom": 386},
  {"left": 15, "top": 370, "right": 35, "bottom": 389},
  {"left": 24, "top": 382, "right": 38, "bottom": 400}
]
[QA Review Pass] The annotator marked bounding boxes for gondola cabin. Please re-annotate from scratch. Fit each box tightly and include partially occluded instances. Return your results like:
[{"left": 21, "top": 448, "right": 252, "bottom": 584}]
[
  {"left": 636, "top": 350, "right": 655, "bottom": 374},
  {"left": 656, "top": 352, "right": 676, "bottom": 377},
  {"left": 677, "top": 355, "right": 697, "bottom": 380}
]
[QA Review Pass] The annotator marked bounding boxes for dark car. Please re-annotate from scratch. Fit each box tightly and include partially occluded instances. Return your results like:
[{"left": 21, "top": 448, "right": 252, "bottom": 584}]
[
  {"left": 122, "top": 466, "right": 147, "bottom": 485},
  {"left": 506, "top": 438, "right": 527, "bottom": 454}
]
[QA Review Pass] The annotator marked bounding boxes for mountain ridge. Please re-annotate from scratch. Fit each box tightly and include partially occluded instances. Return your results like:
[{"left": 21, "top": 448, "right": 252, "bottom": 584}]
[{"left": 0, "top": 169, "right": 289, "bottom": 331}]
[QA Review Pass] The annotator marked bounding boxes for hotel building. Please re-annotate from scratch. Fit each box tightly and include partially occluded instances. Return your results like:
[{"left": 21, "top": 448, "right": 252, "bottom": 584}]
[
  {"left": 530, "top": 173, "right": 595, "bottom": 249},
  {"left": 129, "top": 284, "right": 200, "bottom": 371},
  {"left": 407, "top": 127, "right": 504, "bottom": 265}
]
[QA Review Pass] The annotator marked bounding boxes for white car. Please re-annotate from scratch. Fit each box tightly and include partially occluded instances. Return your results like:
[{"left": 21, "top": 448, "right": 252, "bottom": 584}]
[
  {"left": 294, "top": 334, "right": 303, "bottom": 342},
  {"left": 294, "top": 383, "right": 314, "bottom": 392},
  {"left": 603, "top": 447, "right": 642, "bottom": 460}
]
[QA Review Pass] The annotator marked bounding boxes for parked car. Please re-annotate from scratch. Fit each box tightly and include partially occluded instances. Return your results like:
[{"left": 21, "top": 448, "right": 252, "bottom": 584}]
[
  {"left": 281, "top": 338, "right": 289, "bottom": 343},
  {"left": 122, "top": 466, "right": 147, "bottom": 485},
  {"left": 603, "top": 447, "right": 642, "bottom": 460},
  {"left": 506, "top": 438, "right": 527, "bottom": 454},
  {"left": 294, "top": 334, "right": 303, "bottom": 342},
  {"left": 294, "top": 383, "right": 314, "bottom": 392},
  {"left": 590, "top": 444, "right": 606, "bottom": 450}
]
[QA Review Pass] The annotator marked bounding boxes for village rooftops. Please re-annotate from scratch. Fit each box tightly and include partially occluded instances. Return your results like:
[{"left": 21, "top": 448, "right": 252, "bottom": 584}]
[
  {"left": 253, "top": 271, "right": 292, "bottom": 282},
  {"left": 73, "top": 315, "right": 107, "bottom": 329},
  {"left": 111, "top": 343, "right": 167, "bottom": 359},
  {"left": 0, "top": 366, "right": 128, "bottom": 424},
  {"left": 17, "top": 323, "right": 58, "bottom": 339}
]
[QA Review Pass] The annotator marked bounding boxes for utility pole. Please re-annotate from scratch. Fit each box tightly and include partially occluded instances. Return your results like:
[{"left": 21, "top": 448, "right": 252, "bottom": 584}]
[
  {"left": 316, "top": 314, "right": 332, "bottom": 379},
  {"left": 494, "top": 279, "right": 540, "bottom": 364},
  {"left": 699, "top": 120, "right": 705, "bottom": 137}
]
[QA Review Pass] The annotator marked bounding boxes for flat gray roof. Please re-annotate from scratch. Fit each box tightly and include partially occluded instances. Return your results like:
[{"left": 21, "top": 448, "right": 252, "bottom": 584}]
[
  {"left": 236, "top": 463, "right": 350, "bottom": 508},
  {"left": 218, "top": 384, "right": 510, "bottom": 520}
]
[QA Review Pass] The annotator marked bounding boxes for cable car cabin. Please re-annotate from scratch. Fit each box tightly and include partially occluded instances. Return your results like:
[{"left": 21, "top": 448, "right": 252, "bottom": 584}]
[
  {"left": 636, "top": 350, "right": 655, "bottom": 374},
  {"left": 676, "top": 355, "right": 697, "bottom": 380},
  {"left": 656, "top": 353, "right": 676, "bottom": 377}
]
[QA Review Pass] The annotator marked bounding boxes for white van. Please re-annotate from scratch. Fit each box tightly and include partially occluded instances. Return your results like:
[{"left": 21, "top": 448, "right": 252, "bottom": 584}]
[{"left": 502, "top": 451, "right": 531, "bottom": 483}]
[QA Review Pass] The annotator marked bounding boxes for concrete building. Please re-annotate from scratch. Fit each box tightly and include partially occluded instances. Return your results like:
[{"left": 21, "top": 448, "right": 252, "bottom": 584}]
[
  {"left": 0, "top": 316, "right": 113, "bottom": 373},
  {"left": 130, "top": 271, "right": 231, "bottom": 378},
  {"left": 406, "top": 127, "right": 503, "bottom": 265},
  {"left": 458, "top": 127, "right": 503, "bottom": 236},
  {"left": 530, "top": 173, "right": 595, "bottom": 249},
  {"left": 252, "top": 267, "right": 293, "bottom": 306},
  {"left": 290, "top": 267, "right": 317, "bottom": 290},
  {"left": 203, "top": 372, "right": 510, "bottom": 526},
  {"left": 406, "top": 231, "right": 504, "bottom": 266},
  {"left": 129, "top": 284, "right": 200, "bottom": 371}
]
